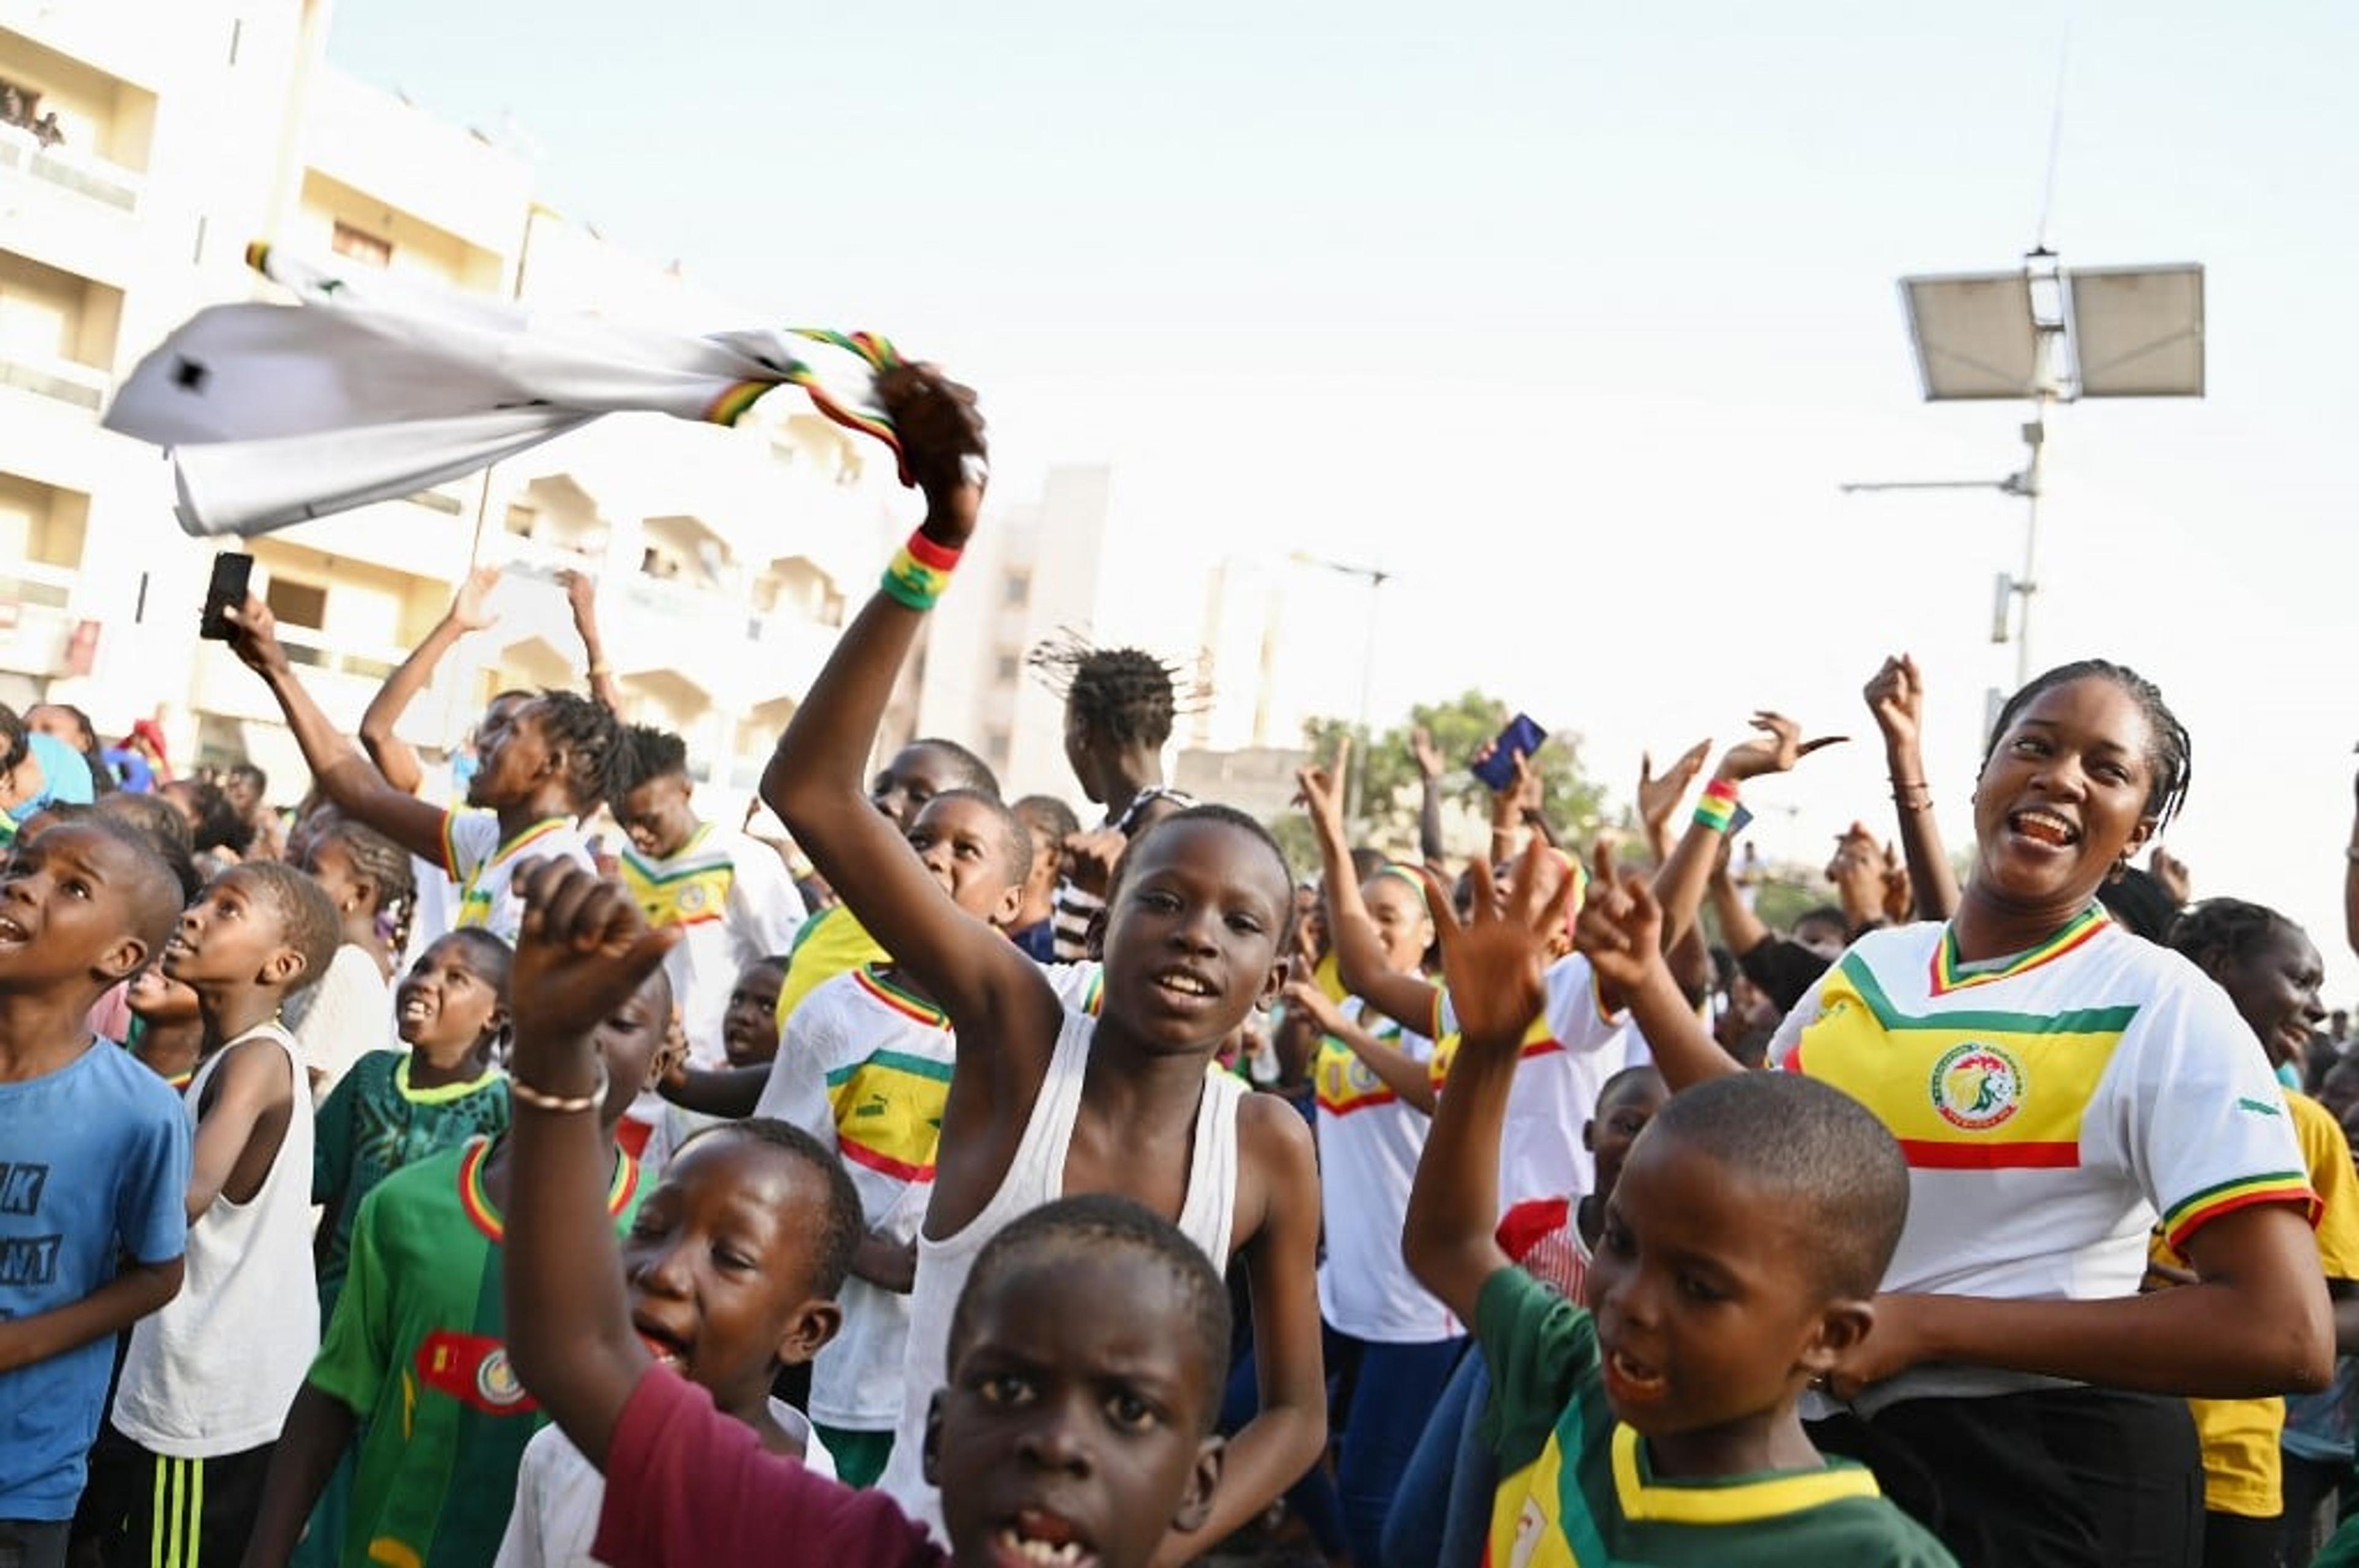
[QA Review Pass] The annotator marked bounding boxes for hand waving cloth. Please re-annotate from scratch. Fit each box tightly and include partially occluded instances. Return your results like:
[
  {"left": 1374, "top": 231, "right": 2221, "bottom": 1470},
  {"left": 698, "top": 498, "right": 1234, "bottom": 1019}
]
[{"left": 102, "top": 243, "right": 907, "bottom": 537}]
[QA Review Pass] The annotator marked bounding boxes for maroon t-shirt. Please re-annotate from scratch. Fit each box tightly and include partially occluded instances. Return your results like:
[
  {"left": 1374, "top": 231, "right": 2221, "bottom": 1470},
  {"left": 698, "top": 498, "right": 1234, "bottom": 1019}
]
[{"left": 594, "top": 1368, "right": 945, "bottom": 1567}]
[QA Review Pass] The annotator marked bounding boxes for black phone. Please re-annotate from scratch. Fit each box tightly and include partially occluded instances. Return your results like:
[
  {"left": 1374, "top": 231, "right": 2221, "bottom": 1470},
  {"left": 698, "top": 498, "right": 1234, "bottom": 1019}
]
[{"left": 198, "top": 552, "right": 254, "bottom": 641}]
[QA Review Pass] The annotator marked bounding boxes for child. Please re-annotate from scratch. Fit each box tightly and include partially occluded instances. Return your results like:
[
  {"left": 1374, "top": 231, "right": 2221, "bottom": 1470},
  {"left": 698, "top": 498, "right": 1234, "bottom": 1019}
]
[
  {"left": 1401, "top": 853, "right": 1954, "bottom": 1564},
  {"left": 123, "top": 959, "right": 205, "bottom": 1090},
  {"left": 1006, "top": 795, "right": 1079, "bottom": 961},
  {"left": 767, "top": 735, "right": 1000, "bottom": 1029},
  {"left": 606, "top": 725, "right": 804, "bottom": 1066},
  {"left": 238, "top": 951, "right": 669, "bottom": 1568},
  {"left": 288, "top": 814, "right": 412, "bottom": 1103},
  {"left": 754, "top": 787, "right": 1033, "bottom": 1488},
  {"left": 225, "top": 595, "right": 612, "bottom": 946},
  {"left": 0, "top": 822, "right": 192, "bottom": 1564},
  {"left": 101, "top": 862, "right": 338, "bottom": 1567},
  {"left": 762, "top": 364, "right": 1323, "bottom": 1556},
  {"left": 495, "top": 1117, "right": 860, "bottom": 1567},
  {"left": 312, "top": 929, "right": 515, "bottom": 1318},
  {"left": 488, "top": 865, "right": 1231, "bottom": 1567},
  {"left": 719, "top": 955, "right": 788, "bottom": 1068},
  {"left": 1028, "top": 636, "right": 1194, "bottom": 962}
]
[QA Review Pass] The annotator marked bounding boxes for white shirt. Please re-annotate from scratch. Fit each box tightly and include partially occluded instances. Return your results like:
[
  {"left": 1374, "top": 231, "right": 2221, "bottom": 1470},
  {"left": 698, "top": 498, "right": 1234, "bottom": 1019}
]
[
  {"left": 1312, "top": 999, "right": 1457, "bottom": 1343},
  {"left": 1438, "top": 953, "right": 1635, "bottom": 1211},
  {"left": 495, "top": 1395, "right": 832, "bottom": 1568},
  {"left": 618, "top": 824, "right": 804, "bottom": 1066},
  {"left": 1773, "top": 915, "right": 2312, "bottom": 1410},
  {"left": 436, "top": 811, "right": 593, "bottom": 946}
]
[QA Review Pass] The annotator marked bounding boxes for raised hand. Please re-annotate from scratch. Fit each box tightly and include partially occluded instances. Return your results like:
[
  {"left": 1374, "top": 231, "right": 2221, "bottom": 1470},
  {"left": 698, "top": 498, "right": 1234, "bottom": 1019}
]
[
  {"left": 221, "top": 595, "right": 289, "bottom": 677},
  {"left": 1418, "top": 842, "right": 1573, "bottom": 1049},
  {"left": 449, "top": 566, "right": 503, "bottom": 634},
  {"left": 1863, "top": 654, "right": 1925, "bottom": 752},
  {"left": 1571, "top": 841, "right": 1664, "bottom": 999},
  {"left": 1716, "top": 711, "right": 1845, "bottom": 784},
  {"left": 1636, "top": 739, "right": 1712, "bottom": 840},
  {"left": 1279, "top": 978, "right": 1347, "bottom": 1037},
  {"left": 2148, "top": 846, "right": 2191, "bottom": 906},
  {"left": 1880, "top": 841, "right": 1914, "bottom": 927},
  {"left": 1293, "top": 739, "right": 1350, "bottom": 832},
  {"left": 1409, "top": 725, "right": 1445, "bottom": 782},
  {"left": 510, "top": 860, "right": 681, "bottom": 1051},
  {"left": 1060, "top": 825, "right": 1130, "bottom": 900},
  {"left": 553, "top": 568, "right": 598, "bottom": 628},
  {"left": 874, "top": 363, "right": 988, "bottom": 546}
]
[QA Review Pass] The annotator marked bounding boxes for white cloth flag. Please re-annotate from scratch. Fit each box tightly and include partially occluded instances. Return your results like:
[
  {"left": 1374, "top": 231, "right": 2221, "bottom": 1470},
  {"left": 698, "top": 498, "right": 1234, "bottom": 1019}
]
[{"left": 103, "top": 244, "right": 906, "bottom": 537}]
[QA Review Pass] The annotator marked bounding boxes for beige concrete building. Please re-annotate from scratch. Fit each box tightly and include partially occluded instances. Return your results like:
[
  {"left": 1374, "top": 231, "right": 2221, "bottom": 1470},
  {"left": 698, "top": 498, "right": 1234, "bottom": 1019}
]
[{"left": 0, "top": 0, "right": 897, "bottom": 815}]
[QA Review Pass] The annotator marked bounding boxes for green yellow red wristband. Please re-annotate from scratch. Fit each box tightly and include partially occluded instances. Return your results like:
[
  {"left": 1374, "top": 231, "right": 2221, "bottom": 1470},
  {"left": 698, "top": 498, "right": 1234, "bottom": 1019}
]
[
  {"left": 1692, "top": 778, "right": 1740, "bottom": 833},
  {"left": 880, "top": 530, "right": 963, "bottom": 610}
]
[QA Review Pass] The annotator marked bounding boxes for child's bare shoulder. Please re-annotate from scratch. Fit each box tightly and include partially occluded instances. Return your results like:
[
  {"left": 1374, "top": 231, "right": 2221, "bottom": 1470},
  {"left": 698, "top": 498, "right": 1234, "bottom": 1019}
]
[{"left": 1234, "top": 1093, "right": 1319, "bottom": 1233}]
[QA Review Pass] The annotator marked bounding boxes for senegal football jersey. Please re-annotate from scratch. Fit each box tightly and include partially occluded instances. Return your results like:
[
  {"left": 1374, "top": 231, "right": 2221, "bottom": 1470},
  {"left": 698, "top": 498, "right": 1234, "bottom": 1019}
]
[
  {"left": 772, "top": 905, "right": 890, "bottom": 1031},
  {"left": 1475, "top": 1267, "right": 1955, "bottom": 1566},
  {"left": 1771, "top": 911, "right": 2314, "bottom": 1412},
  {"left": 313, "top": 1050, "right": 511, "bottom": 1317},
  {"left": 306, "top": 1137, "right": 641, "bottom": 1568}
]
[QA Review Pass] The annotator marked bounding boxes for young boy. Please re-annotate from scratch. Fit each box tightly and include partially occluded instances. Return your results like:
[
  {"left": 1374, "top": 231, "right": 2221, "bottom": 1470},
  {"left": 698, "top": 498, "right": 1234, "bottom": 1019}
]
[
  {"left": 225, "top": 595, "right": 613, "bottom": 946},
  {"left": 101, "top": 862, "right": 339, "bottom": 1567},
  {"left": 237, "top": 951, "right": 671, "bottom": 1568},
  {"left": 0, "top": 822, "right": 192, "bottom": 1567},
  {"left": 754, "top": 787, "right": 1033, "bottom": 1486},
  {"left": 762, "top": 364, "right": 1324, "bottom": 1556},
  {"left": 606, "top": 725, "right": 804, "bottom": 1066},
  {"left": 494, "top": 1118, "right": 861, "bottom": 1566},
  {"left": 488, "top": 861, "right": 1231, "bottom": 1567},
  {"left": 1401, "top": 852, "right": 1955, "bottom": 1565},
  {"left": 1028, "top": 638, "right": 1194, "bottom": 962}
]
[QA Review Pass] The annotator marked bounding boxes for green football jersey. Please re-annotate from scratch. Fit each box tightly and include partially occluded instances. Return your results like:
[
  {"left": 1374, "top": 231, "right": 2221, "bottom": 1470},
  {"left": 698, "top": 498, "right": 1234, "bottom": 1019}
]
[
  {"left": 305, "top": 1136, "right": 641, "bottom": 1568},
  {"left": 1476, "top": 1268, "right": 1957, "bottom": 1566}
]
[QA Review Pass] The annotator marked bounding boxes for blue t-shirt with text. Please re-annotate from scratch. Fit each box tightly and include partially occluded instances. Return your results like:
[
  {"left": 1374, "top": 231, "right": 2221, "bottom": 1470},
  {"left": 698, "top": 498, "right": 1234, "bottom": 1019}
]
[{"left": 0, "top": 1042, "right": 191, "bottom": 1519}]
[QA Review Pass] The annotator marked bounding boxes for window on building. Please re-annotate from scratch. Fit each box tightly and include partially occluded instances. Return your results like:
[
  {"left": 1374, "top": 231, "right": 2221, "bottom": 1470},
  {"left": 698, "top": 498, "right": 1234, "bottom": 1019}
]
[
  {"left": 984, "top": 730, "right": 1012, "bottom": 771},
  {"left": 995, "top": 653, "right": 1020, "bottom": 683},
  {"left": 331, "top": 221, "right": 393, "bottom": 269},
  {"left": 265, "top": 577, "right": 327, "bottom": 631},
  {"left": 504, "top": 504, "right": 538, "bottom": 537},
  {"left": 1003, "top": 571, "right": 1030, "bottom": 607}
]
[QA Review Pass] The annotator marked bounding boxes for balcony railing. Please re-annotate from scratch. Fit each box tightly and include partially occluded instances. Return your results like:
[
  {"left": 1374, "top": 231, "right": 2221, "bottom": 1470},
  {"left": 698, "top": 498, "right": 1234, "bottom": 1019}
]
[
  {"left": 0, "top": 345, "right": 108, "bottom": 410},
  {"left": 0, "top": 125, "right": 141, "bottom": 214}
]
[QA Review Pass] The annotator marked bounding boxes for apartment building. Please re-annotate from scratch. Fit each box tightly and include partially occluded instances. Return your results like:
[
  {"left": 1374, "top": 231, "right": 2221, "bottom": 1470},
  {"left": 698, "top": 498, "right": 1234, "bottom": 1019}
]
[{"left": 0, "top": 0, "right": 892, "bottom": 813}]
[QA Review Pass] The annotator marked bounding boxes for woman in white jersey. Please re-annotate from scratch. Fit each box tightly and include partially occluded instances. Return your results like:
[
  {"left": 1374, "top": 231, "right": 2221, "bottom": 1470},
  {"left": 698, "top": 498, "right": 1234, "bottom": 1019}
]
[{"left": 1576, "top": 658, "right": 2333, "bottom": 1568}]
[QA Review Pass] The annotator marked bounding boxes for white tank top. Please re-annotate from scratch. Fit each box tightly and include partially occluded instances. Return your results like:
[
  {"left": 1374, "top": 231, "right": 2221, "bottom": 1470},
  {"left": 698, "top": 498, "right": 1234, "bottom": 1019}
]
[
  {"left": 112, "top": 1022, "right": 320, "bottom": 1457},
  {"left": 877, "top": 1008, "right": 1243, "bottom": 1540}
]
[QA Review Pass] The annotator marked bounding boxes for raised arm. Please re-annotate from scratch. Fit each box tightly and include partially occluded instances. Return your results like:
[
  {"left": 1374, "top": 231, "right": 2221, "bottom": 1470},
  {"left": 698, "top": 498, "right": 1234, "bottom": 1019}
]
[
  {"left": 1575, "top": 846, "right": 1747, "bottom": 1091},
  {"left": 1866, "top": 655, "right": 1958, "bottom": 920},
  {"left": 1299, "top": 743, "right": 1440, "bottom": 1037},
  {"left": 1282, "top": 978, "right": 1436, "bottom": 1114},
  {"left": 1650, "top": 713, "right": 1844, "bottom": 957},
  {"left": 1409, "top": 725, "right": 1447, "bottom": 868},
  {"left": 358, "top": 566, "right": 501, "bottom": 795},
  {"left": 557, "top": 570, "right": 626, "bottom": 716},
  {"left": 501, "top": 859, "right": 683, "bottom": 1467},
  {"left": 761, "top": 369, "right": 1057, "bottom": 1069},
  {"left": 224, "top": 598, "right": 449, "bottom": 863},
  {"left": 1403, "top": 852, "right": 1576, "bottom": 1323},
  {"left": 1705, "top": 838, "right": 1772, "bottom": 958}
]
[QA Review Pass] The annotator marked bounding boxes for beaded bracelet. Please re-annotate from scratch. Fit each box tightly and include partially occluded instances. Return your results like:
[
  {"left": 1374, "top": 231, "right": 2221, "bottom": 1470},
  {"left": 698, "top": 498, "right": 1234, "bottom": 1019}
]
[
  {"left": 509, "top": 1059, "right": 609, "bottom": 1115},
  {"left": 1692, "top": 778, "right": 1740, "bottom": 833},
  {"left": 879, "top": 530, "right": 963, "bottom": 610}
]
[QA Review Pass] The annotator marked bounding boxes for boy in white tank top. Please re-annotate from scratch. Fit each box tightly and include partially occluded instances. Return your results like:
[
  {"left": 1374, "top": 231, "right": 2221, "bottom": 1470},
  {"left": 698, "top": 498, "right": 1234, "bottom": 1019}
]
[
  {"left": 101, "top": 864, "right": 342, "bottom": 1567},
  {"left": 762, "top": 363, "right": 1326, "bottom": 1558}
]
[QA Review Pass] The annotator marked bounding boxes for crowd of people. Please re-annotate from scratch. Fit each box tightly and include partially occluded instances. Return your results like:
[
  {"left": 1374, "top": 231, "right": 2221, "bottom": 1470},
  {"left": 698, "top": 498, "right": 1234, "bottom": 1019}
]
[{"left": 2, "top": 362, "right": 2357, "bottom": 1568}]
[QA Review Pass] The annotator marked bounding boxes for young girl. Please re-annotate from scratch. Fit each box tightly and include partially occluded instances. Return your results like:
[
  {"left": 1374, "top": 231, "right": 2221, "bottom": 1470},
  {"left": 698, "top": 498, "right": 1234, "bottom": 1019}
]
[
  {"left": 1286, "top": 776, "right": 1462, "bottom": 1567},
  {"left": 311, "top": 930, "right": 513, "bottom": 1319},
  {"left": 1581, "top": 659, "right": 2333, "bottom": 1568},
  {"left": 762, "top": 364, "right": 1324, "bottom": 1558},
  {"left": 289, "top": 814, "right": 413, "bottom": 1102}
]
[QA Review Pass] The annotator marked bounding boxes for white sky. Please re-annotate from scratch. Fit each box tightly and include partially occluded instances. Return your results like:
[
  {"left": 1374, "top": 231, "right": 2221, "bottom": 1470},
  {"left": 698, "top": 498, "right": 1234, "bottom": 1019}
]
[{"left": 325, "top": 0, "right": 2359, "bottom": 996}]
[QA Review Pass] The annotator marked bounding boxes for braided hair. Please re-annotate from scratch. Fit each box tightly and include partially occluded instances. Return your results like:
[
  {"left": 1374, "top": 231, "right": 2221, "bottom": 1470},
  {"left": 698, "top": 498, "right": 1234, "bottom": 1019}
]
[
  {"left": 1984, "top": 658, "right": 2193, "bottom": 832},
  {"left": 317, "top": 816, "right": 419, "bottom": 959},
  {"left": 529, "top": 689, "right": 625, "bottom": 817},
  {"left": 1028, "top": 633, "right": 1186, "bottom": 749},
  {"left": 2167, "top": 897, "right": 2298, "bottom": 973}
]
